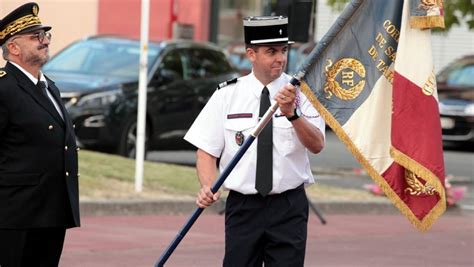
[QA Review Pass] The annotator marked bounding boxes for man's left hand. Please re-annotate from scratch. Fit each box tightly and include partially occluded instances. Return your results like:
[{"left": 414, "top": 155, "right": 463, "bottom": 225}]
[{"left": 275, "top": 84, "right": 296, "bottom": 116}]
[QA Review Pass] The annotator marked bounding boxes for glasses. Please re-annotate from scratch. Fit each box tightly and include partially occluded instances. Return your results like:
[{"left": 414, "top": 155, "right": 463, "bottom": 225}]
[{"left": 11, "top": 31, "right": 52, "bottom": 43}]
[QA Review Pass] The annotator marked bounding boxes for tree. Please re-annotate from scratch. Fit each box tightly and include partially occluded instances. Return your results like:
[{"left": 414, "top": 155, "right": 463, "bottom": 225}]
[{"left": 326, "top": 0, "right": 474, "bottom": 31}]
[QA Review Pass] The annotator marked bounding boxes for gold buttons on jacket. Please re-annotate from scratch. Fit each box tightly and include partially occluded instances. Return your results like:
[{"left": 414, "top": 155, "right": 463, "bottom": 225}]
[
  {"left": 78, "top": 173, "right": 81, "bottom": 178},
  {"left": 65, "top": 146, "right": 68, "bottom": 151},
  {"left": 76, "top": 147, "right": 80, "bottom": 152},
  {"left": 65, "top": 171, "right": 69, "bottom": 177},
  {"left": 48, "top": 125, "right": 53, "bottom": 130}
]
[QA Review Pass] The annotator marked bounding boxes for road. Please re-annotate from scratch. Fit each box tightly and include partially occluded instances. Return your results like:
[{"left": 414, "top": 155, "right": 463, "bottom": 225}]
[
  {"left": 148, "top": 131, "right": 474, "bottom": 179},
  {"left": 60, "top": 213, "right": 474, "bottom": 267},
  {"left": 148, "top": 131, "right": 474, "bottom": 208}
]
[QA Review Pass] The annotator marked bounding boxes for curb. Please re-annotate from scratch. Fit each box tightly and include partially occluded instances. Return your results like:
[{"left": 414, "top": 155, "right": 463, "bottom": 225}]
[
  {"left": 80, "top": 199, "right": 224, "bottom": 216},
  {"left": 79, "top": 199, "right": 465, "bottom": 217}
]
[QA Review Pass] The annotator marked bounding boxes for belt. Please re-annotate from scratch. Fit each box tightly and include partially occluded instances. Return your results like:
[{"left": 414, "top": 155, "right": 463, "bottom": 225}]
[{"left": 230, "top": 184, "right": 304, "bottom": 197}]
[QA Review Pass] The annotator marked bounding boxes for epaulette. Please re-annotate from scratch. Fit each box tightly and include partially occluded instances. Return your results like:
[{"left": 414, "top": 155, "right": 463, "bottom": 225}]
[
  {"left": 217, "top": 77, "right": 238, "bottom": 90},
  {"left": 0, "top": 69, "right": 6, "bottom": 78}
]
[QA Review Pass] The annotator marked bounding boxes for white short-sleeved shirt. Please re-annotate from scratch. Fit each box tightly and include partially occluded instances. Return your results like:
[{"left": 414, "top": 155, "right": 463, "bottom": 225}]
[{"left": 184, "top": 72, "right": 325, "bottom": 194}]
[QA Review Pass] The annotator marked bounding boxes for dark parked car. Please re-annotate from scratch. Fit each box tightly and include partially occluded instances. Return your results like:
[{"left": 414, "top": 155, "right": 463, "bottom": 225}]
[
  {"left": 42, "top": 35, "right": 238, "bottom": 157},
  {"left": 437, "top": 55, "right": 474, "bottom": 145}
]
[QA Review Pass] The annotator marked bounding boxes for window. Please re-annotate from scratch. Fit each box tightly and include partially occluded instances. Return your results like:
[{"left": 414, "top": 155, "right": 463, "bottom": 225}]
[
  {"left": 446, "top": 64, "right": 474, "bottom": 87},
  {"left": 187, "top": 48, "right": 233, "bottom": 79},
  {"left": 43, "top": 38, "right": 160, "bottom": 79},
  {"left": 154, "top": 49, "right": 185, "bottom": 84}
]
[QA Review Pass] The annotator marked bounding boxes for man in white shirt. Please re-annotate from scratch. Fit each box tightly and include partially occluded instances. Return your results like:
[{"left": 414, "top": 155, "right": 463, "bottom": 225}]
[{"left": 185, "top": 16, "right": 325, "bottom": 266}]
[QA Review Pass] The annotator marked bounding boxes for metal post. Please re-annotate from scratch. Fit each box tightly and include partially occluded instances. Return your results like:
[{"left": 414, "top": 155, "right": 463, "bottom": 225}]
[
  {"left": 209, "top": 0, "right": 219, "bottom": 44},
  {"left": 135, "top": 0, "right": 150, "bottom": 192}
]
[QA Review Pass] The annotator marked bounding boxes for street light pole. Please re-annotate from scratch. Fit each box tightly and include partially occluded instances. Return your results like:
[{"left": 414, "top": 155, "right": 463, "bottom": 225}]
[{"left": 135, "top": 0, "right": 150, "bottom": 192}]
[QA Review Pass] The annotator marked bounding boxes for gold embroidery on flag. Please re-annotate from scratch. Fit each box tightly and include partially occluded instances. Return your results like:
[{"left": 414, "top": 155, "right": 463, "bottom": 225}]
[
  {"left": 404, "top": 170, "right": 436, "bottom": 196},
  {"left": 418, "top": 0, "right": 443, "bottom": 16},
  {"left": 324, "top": 58, "right": 366, "bottom": 100},
  {"left": 300, "top": 81, "right": 446, "bottom": 232},
  {"left": 411, "top": 0, "right": 445, "bottom": 29},
  {"left": 422, "top": 72, "right": 436, "bottom": 96}
]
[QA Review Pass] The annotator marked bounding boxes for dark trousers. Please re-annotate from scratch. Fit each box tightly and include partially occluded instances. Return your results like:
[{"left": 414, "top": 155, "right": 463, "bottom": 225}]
[
  {"left": 0, "top": 228, "right": 66, "bottom": 267},
  {"left": 224, "top": 185, "right": 309, "bottom": 267}
]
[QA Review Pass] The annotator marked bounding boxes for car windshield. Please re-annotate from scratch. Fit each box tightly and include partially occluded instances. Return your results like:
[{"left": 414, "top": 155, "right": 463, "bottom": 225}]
[
  {"left": 43, "top": 37, "right": 160, "bottom": 79},
  {"left": 445, "top": 64, "right": 474, "bottom": 87}
]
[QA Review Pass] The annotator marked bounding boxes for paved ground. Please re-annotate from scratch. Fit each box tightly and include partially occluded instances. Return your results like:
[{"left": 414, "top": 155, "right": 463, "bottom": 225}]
[{"left": 60, "top": 212, "right": 474, "bottom": 267}]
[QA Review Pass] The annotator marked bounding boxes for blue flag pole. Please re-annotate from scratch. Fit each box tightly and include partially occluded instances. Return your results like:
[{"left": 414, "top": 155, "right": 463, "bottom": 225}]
[{"left": 155, "top": 74, "right": 303, "bottom": 266}]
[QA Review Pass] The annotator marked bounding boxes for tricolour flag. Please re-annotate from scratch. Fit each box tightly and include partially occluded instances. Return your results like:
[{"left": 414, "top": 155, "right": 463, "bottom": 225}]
[{"left": 298, "top": 0, "right": 446, "bottom": 231}]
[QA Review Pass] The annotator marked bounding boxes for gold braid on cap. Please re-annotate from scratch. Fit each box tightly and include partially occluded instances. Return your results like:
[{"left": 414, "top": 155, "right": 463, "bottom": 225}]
[{"left": 0, "top": 14, "right": 42, "bottom": 40}]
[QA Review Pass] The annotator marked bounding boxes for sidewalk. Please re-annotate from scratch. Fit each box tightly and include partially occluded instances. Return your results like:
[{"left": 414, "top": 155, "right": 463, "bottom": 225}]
[
  {"left": 68, "top": 167, "right": 473, "bottom": 266},
  {"left": 78, "top": 169, "right": 469, "bottom": 217}
]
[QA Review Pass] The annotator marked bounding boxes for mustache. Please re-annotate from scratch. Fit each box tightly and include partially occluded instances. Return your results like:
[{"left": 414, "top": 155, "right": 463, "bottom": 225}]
[{"left": 38, "top": 44, "right": 49, "bottom": 50}]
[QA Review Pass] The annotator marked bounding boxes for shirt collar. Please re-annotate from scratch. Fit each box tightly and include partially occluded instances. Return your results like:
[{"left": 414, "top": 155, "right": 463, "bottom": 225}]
[
  {"left": 249, "top": 71, "right": 288, "bottom": 99},
  {"left": 9, "top": 61, "right": 47, "bottom": 87}
]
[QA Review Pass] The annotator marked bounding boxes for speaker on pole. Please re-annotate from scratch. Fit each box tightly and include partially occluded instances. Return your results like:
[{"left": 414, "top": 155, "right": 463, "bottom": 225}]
[{"left": 274, "top": 0, "right": 313, "bottom": 43}]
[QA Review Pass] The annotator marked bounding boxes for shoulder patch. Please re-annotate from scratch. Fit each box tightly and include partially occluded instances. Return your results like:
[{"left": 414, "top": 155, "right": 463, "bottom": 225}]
[
  {"left": 217, "top": 77, "right": 238, "bottom": 90},
  {"left": 0, "top": 70, "right": 6, "bottom": 78}
]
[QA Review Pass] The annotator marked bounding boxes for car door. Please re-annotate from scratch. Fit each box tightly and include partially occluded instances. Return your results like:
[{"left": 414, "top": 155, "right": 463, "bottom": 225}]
[
  {"left": 186, "top": 47, "right": 238, "bottom": 122},
  {"left": 147, "top": 47, "right": 195, "bottom": 149}
]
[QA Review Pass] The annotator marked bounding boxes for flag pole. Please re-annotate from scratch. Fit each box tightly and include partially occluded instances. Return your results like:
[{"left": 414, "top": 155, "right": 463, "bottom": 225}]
[{"left": 155, "top": 73, "right": 304, "bottom": 267}]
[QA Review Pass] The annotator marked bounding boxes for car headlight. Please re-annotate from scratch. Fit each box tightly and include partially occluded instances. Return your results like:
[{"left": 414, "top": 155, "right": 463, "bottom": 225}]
[
  {"left": 74, "top": 89, "right": 121, "bottom": 109},
  {"left": 465, "top": 103, "right": 474, "bottom": 116}
]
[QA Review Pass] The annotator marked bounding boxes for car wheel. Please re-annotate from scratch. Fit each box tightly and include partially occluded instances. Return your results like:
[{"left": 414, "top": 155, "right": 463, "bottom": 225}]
[{"left": 118, "top": 118, "right": 150, "bottom": 158}]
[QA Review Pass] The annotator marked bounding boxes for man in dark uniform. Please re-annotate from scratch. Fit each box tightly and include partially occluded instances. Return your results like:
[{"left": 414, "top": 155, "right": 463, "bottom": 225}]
[
  {"left": 185, "top": 16, "right": 325, "bottom": 266},
  {"left": 0, "top": 3, "right": 80, "bottom": 266}
]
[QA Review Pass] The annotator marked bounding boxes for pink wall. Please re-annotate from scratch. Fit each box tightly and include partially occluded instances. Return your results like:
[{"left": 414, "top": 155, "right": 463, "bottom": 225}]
[{"left": 98, "top": 0, "right": 209, "bottom": 41}]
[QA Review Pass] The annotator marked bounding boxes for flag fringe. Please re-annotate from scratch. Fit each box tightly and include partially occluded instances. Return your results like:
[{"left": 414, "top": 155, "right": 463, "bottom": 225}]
[
  {"left": 390, "top": 147, "right": 446, "bottom": 228},
  {"left": 409, "top": 16, "right": 445, "bottom": 29},
  {"left": 300, "top": 81, "right": 444, "bottom": 232}
]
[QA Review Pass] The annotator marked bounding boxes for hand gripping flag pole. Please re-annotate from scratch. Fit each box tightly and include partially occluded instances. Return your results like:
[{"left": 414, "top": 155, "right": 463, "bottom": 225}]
[{"left": 155, "top": 73, "right": 304, "bottom": 267}]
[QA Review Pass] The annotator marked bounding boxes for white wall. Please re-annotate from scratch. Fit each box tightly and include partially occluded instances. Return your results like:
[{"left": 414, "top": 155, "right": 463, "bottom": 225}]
[
  {"left": 0, "top": 0, "right": 98, "bottom": 66},
  {"left": 432, "top": 23, "right": 474, "bottom": 72}
]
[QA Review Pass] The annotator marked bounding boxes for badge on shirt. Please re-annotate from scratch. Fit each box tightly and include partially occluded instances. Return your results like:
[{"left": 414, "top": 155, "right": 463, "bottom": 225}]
[{"left": 235, "top": 131, "right": 245, "bottom": 146}]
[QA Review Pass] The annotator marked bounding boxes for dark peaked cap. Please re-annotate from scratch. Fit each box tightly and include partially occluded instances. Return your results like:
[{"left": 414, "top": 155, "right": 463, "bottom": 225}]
[
  {"left": 0, "top": 2, "right": 51, "bottom": 45},
  {"left": 243, "top": 16, "right": 293, "bottom": 45}
]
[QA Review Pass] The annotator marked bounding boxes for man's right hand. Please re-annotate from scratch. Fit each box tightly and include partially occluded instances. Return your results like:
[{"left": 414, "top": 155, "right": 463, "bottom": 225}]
[{"left": 196, "top": 186, "right": 221, "bottom": 208}]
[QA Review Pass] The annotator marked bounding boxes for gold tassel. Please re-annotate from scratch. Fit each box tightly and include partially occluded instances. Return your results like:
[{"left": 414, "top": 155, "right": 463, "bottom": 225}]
[{"left": 410, "top": 16, "right": 445, "bottom": 29}]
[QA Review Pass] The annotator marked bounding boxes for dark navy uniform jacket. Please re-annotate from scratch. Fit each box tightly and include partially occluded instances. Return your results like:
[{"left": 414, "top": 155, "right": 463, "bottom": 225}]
[{"left": 0, "top": 62, "right": 80, "bottom": 229}]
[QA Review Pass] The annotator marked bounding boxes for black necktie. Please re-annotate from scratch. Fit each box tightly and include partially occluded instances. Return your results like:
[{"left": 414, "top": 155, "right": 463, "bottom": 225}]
[
  {"left": 255, "top": 86, "right": 273, "bottom": 196},
  {"left": 37, "top": 81, "right": 63, "bottom": 119},
  {"left": 37, "top": 81, "right": 49, "bottom": 98}
]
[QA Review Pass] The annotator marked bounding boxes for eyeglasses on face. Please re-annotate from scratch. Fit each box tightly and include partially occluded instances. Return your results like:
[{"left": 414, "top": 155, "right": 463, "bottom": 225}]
[{"left": 11, "top": 31, "right": 52, "bottom": 43}]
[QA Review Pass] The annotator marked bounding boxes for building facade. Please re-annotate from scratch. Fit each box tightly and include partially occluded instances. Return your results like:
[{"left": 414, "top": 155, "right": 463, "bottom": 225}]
[{"left": 1, "top": 0, "right": 472, "bottom": 72}]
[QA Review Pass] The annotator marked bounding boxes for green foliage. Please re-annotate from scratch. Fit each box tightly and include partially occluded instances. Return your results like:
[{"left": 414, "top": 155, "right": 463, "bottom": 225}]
[
  {"left": 326, "top": 0, "right": 474, "bottom": 31},
  {"left": 443, "top": 0, "right": 474, "bottom": 30}
]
